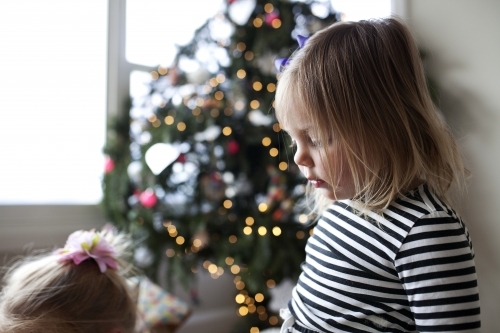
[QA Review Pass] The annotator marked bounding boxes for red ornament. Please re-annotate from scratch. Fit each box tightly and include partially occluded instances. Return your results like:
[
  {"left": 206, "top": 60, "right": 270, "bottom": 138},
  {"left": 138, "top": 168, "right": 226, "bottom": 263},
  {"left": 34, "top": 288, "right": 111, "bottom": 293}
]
[
  {"left": 104, "top": 156, "right": 115, "bottom": 173},
  {"left": 265, "top": 12, "right": 280, "bottom": 26},
  {"left": 228, "top": 0, "right": 236, "bottom": 3},
  {"left": 227, "top": 140, "right": 240, "bottom": 155},
  {"left": 139, "top": 188, "right": 158, "bottom": 208},
  {"left": 177, "top": 153, "right": 187, "bottom": 163}
]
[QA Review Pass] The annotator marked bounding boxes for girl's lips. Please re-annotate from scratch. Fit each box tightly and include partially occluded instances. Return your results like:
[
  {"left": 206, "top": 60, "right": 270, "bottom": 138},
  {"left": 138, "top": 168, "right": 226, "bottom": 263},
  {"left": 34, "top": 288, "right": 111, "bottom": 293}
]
[{"left": 310, "top": 179, "right": 325, "bottom": 188}]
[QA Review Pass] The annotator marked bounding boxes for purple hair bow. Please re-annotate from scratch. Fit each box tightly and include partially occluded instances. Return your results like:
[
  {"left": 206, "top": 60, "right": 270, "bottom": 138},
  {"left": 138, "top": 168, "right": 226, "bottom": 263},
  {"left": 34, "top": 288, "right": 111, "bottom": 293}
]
[{"left": 274, "top": 35, "right": 309, "bottom": 72}]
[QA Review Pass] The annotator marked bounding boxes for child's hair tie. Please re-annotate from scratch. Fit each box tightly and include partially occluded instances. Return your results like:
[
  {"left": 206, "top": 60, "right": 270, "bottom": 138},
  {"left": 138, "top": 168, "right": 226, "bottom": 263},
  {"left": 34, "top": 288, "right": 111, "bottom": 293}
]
[
  {"left": 55, "top": 229, "right": 118, "bottom": 273},
  {"left": 274, "top": 34, "right": 309, "bottom": 72}
]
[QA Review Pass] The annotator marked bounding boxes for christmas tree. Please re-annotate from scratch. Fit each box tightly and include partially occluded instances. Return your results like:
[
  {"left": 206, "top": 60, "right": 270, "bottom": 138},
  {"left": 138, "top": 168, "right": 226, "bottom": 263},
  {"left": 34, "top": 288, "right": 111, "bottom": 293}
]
[{"left": 102, "top": 0, "right": 339, "bottom": 331}]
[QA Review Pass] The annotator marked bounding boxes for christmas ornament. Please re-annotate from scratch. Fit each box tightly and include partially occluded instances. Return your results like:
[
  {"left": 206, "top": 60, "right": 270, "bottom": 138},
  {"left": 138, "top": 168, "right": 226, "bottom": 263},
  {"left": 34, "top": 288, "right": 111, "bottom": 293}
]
[
  {"left": 227, "top": 140, "right": 240, "bottom": 155},
  {"left": 139, "top": 188, "right": 158, "bottom": 208},
  {"left": 104, "top": 156, "right": 115, "bottom": 173},
  {"left": 145, "top": 143, "right": 181, "bottom": 175}
]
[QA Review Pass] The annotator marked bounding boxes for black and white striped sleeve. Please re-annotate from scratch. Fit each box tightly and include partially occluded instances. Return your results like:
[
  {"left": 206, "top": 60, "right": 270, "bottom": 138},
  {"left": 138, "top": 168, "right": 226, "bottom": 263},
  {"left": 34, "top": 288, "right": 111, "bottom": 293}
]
[{"left": 395, "top": 211, "right": 481, "bottom": 332}]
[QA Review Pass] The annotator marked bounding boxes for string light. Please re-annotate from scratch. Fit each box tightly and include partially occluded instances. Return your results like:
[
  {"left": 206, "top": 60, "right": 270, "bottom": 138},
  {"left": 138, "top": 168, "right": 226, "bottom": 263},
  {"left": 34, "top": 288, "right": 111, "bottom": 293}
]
[
  {"left": 272, "top": 123, "right": 281, "bottom": 132},
  {"left": 152, "top": 119, "right": 161, "bottom": 127},
  {"left": 223, "top": 199, "right": 233, "bottom": 209},
  {"left": 192, "top": 107, "right": 201, "bottom": 116},
  {"left": 237, "top": 69, "right": 246, "bottom": 79},
  {"left": 258, "top": 203, "right": 268, "bottom": 212},
  {"left": 176, "top": 236, "right": 185, "bottom": 245},
  {"left": 299, "top": 214, "right": 308, "bottom": 223},
  {"left": 164, "top": 115, "right": 174, "bottom": 125},
  {"left": 250, "top": 100, "right": 260, "bottom": 109},
  {"left": 259, "top": 313, "right": 268, "bottom": 321},
  {"left": 269, "top": 316, "right": 279, "bottom": 325},
  {"left": 243, "top": 226, "right": 252, "bottom": 235},
  {"left": 264, "top": 3, "right": 274, "bottom": 13},
  {"left": 225, "top": 257, "right": 234, "bottom": 265},
  {"left": 235, "top": 294, "right": 245, "bottom": 304},
  {"left": 253, "top": 17, "right": 263, "bottom": 28},
  {"left": 231, "top": 265, "right": 241, "bottom": 274},
  {"left": 253, "top": 81, "right": 263, "bottom": 91},
  {"left": 210, "top": 109, "right": 220, "bottom": 117},
  {"left": 236, "top": 42, "right": 246, "bottom": 52},
  {"left": 222, "top": 126, "right": 232, "bottom": 136},
  {"left": 148, "top": 114, "right": 157, "bottom": 122},
  {"left": 157, "top": 66, "right": 168, "bottom": 75},
  {"left": 214, "top": 91, "right": 224, "bottom": 100},
  {"left": 203, "top": 260, "right": 211, "bottom": 269},
  {"left": 196, "top": 97, "right": 204, "bottom": 106},
  {"left": 209, "top": 78, "right": 218, "bottom": 87},
  {"left": 177, "top": 122, "right": 186, "bottom": 131},
  {"left": 296, "top": 231, "right": 305, "bottom": 239},
  {"left": 258, "top": 226, "right": 267, "bottom": 236},
  {"left": 262, "top": 137, "right": 271, "bottom": 146},
  {"left": 257, "top": 306, "right": 266, "bottom": 314},
  {"left": 279, "top": 161, "right": 288, "bottom": 170},
  {"left": 250, "top": 327, "right": 259, "bottom": 333},
  {"left": 248, "top": 304, "right": 257, "bottom": 313},
  {"left": 216, "top": 74, "right": 226, "bottom": 83},
  {"left": 244, "top": 51, "right": 254, "bottom": 61},
  {"left": 245, "top": 217, "right": 254, "bottom": 225},
  {"left": 267, "top": 83, "right": 276, "bottom": 92},
  {"left": 272, "top": 19, "right": 282, "bottom": 29},
  {"left": 165, "top": 249, "right": 175, "bottom": 257},
  {"left": 266, "top": 279, "right": 276, "bottom": 288},
  {"left": 193, "top": 239, "right": 202, "bottom": 247},
  {"left": 255, "top": 293, "right": 264, "bottom": 302},
  {"left": 234, "top": 100, "right": 245, "bottom": 110},
  {"left": 236, "top": 280, "right": 245, "bottom": 289},
  {"left": 272, "top": 226, "right": 281, "bottom": 236},
  {"left": 239, "top": 306, "right": 249, "bottom": 316},
  {"left": 269, "top": 148, "right": 278, "bottom": 157},
  {"left": 224, "top": 107, "right": 233, "bottom": 116},
  {"left": 229, "top": 235, "right": 237, "bottom": 243},
  {"left": 150, "top": 71, "right": 159, "bottom": 80}
]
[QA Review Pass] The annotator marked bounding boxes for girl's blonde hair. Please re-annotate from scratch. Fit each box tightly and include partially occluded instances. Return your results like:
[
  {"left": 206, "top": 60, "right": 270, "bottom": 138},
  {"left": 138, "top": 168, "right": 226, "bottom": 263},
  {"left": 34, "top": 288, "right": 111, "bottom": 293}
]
[
  {"left": 275, "top": 18, "right": 467, "bottom": 215},
  {"left": 0, "top": 232, "right": 137, "bottom": 333}
]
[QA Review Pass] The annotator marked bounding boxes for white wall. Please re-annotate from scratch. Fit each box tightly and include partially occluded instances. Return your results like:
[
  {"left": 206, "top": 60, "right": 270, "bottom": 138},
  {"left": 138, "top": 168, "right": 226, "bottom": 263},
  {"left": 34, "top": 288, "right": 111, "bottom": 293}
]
[{"left": 407, "top": 0, "right": 500, "bottom": 331}]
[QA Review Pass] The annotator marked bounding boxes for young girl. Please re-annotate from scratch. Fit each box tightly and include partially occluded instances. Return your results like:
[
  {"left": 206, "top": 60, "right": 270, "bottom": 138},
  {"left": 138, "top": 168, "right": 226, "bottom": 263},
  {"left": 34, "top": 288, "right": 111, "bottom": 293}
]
[
  {"left": 0, "top": 228, "right": 191, "bottom": 333},
  {"left": 274, "top": 18, "right": 480, "bottom": 333}
]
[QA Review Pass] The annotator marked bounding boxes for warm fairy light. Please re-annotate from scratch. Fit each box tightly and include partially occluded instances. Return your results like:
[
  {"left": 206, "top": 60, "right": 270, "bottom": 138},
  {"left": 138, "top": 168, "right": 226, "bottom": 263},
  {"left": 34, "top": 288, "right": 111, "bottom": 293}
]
[
  {"left": 272, "top": 123, "right": 281, "bottom": 132},
  {"left": 264, "top": 3, "right": 274, "bottom": 12},
  {"left": 237, "top": 69, "right": 246, "bottom": 79},
  {"left": 196, "top": 97, "right": 204, "bottom": 106},
  {"left": 165, "top": 249, "right": 175, "bottom": 257},
  {"left": 231, "top": 265, "right": 241, "bottom": 274},
  {"left": 239, "top": 306, "right": 249, "bottom": 316},
  {"left": 150, "top": 71, "right": 159, "bottom": 80},
  {"left": 258, "top": 203, "right": 268, "bottom": 212},
  {"left": 236, "top": 280, "right": 245, "bottom": 289},
  {"left": 191, "top": 246, "right": 199, "bottom": 253},
  {"left": 214, "top": 91, "right": 224, "bottom": 100},
  {"left": 216, "top": 74, "right": 226, "bottom": 83},
  {"left": 191, "top": 266, "right": 198, "bottom": 273},
  {"left": 272, "top": 226, "right": 281, "bottom": 236},
  {"left": 296, "top": 231, "right": 305, "bottom": 239},
  {"left": 169, "top": 230, "right": 178, "bottom": 237},
  {"left": 267, "top": 83, "right": 276, "bottom": 92},
  {"left": 269, "top": 148, "right": 278, "bottom": 157},
  {"left": 253, "top": 17, "right": 263, "bottom": 28},
  {"left": 248, "top": 304, "right": 256, "bottom": 313},
  {"left": 229, "top": 235, "right": 237, "bottom": 243},
  {"left": 258, "top": 226, "right": 267, "bottom": 236},
  {"left": 222, "top": 126, "right": 232, "bottom": 136},
  {"left": 208, "top": 264, "right": 218, "bottom": 274},
  {"left": 266, "top": 279, "right": 276, "bottom": 288},
  {"left": 299, "top": 214, "right": 308, "bottom": 223},
  {"left": 152, "top": 119, "right": 161, "bottom": 128},
  {"left": 225, "top": 257, "right": 234, "bottom": 265},
  {"left": 210, "top": 109, "right": 220, "bottom": 117},
  {"left": 148, "top": 114, "right": 157, "bottom": 122},
  {"left": 235, "top": 294, "right": 245, "bottom": 304},
  {"left": 224, "top": 107, "right": 233, "bottom": 116},
  {"left": 236, "top": 42, "right": 246, "bottom": 52},
  {"left": 176, "top": 236, "right": 185, "bottom": 245},
  {"left": 250, "top": 327, "right": 259, "bottom": 333},
  {"left": 203, "top": 85, "right": 212, "bottom": 94},
  {"left": 244, "top": 51, "right": 254, "bottom": 61},
  {"left": 167, "top": 225, "right": 176, "bottom": 231},
  {"left": 203, "top": 260, "right": 211, "bottom": 269},
  {"left": 279, "top": 161, "right": 288, "bottom": 170},
  {"left": 253, "top": 81, "right": 263, "bottom": 91},
  {"left": 164, "top": 115, "right": 174, "bottom": 125},
  {"left": 272, "top": 19, "right": 282, "bottom": 29},
  {"left": 217, "top": 267, "right": 224, "bottom": 275},
  {"left": 209, "top": 78, "right": 218, "bottom": 87},
  {"left": 192, "top": 107, "right": 201, "bottom": 116},
  {"left": 245, "top": 217, "right": 254, "bottom": 225},
  {"left": 257, "top": 305, "right": 266, "bottom": 314},
  {"left": 269, "top": 316, "right": 279, "bottom": 325},
  {"left": 223, "top": 199, "right": 233, "bottom": 209},
  {"left": 162, "top": 221, "right": 171, "bottom": 228},
  {"left": 255, "top": 293, "right": 264, "bottom": 302},
  {"left": 177, "top": 122, "right": 186, "bottom": 131},
  {"left": 243, "top": 226, "right": 252, "bottom": 235},
  {"left": 158, "top": 66, "right": 168, "bottom": 75},
  {"left": 259, "top": 313, "right": 268, "bottom": 321},
  {"left": 234, "top": 100, "right": 245, "bottom": 110},
  {"left": 250, "top": 100, "right": 260, "bottom": 109},
  {"left": 262, "top": 137, "right": 271, "bottom": 146},
  {"left": 193, "top": 239, "right": 202, "bottom": 247}
]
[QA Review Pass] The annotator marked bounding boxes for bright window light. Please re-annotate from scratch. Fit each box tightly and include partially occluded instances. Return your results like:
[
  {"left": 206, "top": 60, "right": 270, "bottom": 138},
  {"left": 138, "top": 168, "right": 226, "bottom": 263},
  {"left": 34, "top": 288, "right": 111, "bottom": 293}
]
[
  {"left": 331, "top": 0, "right": 392, "bottom": 22},
  {"left": 0, "top": 1, "right": 107, "bottom": 204}
]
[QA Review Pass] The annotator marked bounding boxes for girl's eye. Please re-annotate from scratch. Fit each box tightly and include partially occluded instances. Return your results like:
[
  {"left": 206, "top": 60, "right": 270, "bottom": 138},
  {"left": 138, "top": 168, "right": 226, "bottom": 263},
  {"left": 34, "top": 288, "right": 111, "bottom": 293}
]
[{"left": 308, "top": 138, "right": 322, "bottom": 147}]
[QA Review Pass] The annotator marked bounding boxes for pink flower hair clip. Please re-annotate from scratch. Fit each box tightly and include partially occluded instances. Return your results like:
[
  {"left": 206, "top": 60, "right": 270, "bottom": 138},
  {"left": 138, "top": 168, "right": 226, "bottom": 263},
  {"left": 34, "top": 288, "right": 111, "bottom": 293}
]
[{"left": 55, "top": 229, "right": 118, "bottom": 273}]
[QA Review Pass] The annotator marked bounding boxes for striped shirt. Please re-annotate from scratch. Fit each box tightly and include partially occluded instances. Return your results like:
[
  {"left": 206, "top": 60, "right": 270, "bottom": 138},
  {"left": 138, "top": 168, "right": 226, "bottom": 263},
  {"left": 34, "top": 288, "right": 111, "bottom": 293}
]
[{"left": 288, "top": 184, "right": 480, "bottom": 333}]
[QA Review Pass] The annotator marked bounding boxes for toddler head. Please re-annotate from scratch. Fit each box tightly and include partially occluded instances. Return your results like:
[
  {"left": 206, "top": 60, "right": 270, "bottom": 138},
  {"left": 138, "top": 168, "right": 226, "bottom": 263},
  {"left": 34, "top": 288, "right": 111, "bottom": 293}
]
[
  {"left": 0, "top": 229, "right": 136, "bottom": 333},
  {"left": 275, "top": 18, "right": 466, "bottom": 213}
]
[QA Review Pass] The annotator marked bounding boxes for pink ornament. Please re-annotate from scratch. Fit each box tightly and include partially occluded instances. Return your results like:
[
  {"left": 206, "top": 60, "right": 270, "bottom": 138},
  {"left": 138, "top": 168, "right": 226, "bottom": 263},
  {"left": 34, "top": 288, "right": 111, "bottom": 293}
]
[
  {"left": 139, "top": 189, "right": 158, "bottom": 208},
  {"left": 104, "top": 156, "right": 115, "bottom": 173},
  {"left": 265, "top": 12, "right": 280, "bottom": 26},
  {"left": 177, "top": 153, "right": 187, "bottom": 163},
  {"left": 227, "top": 140, "right": 240, "bottom": 155}
]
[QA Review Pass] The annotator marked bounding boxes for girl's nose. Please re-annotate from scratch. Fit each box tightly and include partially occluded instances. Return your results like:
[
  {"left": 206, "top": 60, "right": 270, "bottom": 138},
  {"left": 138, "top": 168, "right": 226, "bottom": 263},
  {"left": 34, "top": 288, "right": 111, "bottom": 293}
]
[{"left": 294, "top": 145, "right": 313, "bottom": 168}]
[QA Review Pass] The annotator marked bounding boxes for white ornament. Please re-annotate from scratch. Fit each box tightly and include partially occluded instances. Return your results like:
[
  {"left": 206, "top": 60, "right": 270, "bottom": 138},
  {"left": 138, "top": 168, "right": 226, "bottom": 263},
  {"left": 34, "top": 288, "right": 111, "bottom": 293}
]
[
  {"left": 145, "top": 143, "right": 181, "bottom": 175},
  {"left": 248, "top": 109, "right": 274, "bottom": 126},
  {"left": 194, "top": 125, "right": 221, "bottom": 142},
  {"left": 228, "top": 0, "right": 256, "bottom": 25}
]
